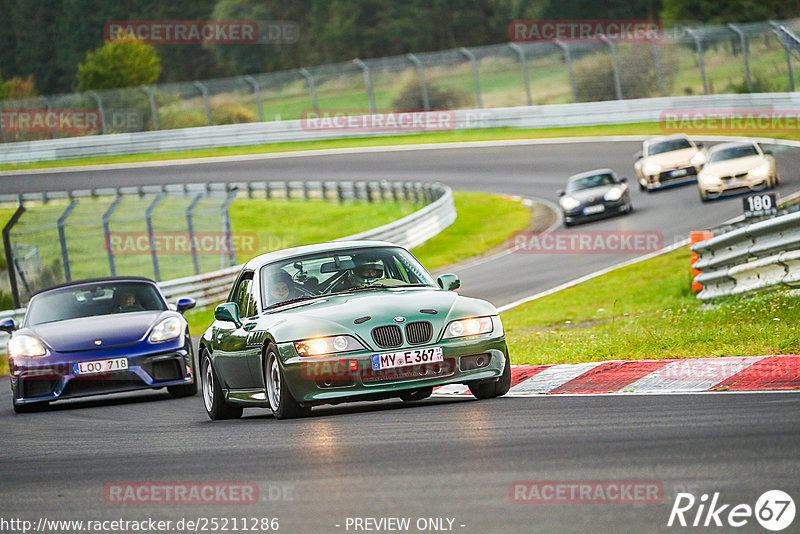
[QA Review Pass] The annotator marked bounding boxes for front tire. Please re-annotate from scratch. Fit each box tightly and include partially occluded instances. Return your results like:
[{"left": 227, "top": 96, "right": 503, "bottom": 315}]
[
  {"left": 468, "top": 355, "right": 511, "bottom": 399},
  {"left": 201, "top": 353, "right": 242, "bottom": 420},
  {"left": 400, "top": 387, "right": 433, "bottom": 402},
  {"left": 265, "top": 344, "right": 310, "bottom": 420}
]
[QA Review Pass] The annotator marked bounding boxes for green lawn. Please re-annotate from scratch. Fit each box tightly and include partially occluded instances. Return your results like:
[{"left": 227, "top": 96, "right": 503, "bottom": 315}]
[{"left": 502, "top": 246, "right": 800, "bottom": 364}]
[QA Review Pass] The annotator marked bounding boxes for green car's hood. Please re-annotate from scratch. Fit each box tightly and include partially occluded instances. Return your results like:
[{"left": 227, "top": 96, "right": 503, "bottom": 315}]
[{"left": 259, "top": 288, "right": 497, "bottom": 345}]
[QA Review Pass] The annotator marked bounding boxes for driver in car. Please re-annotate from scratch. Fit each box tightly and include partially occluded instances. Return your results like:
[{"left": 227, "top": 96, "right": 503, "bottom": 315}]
[
  {"left": 346, "top": 258, "right": 384, "bottom": 288},
  {"left": 267, "top": 270, "right": 301, "bottom": 305},
  {"left": 114, "top": 288, "right": 145, "bottom": 313}
]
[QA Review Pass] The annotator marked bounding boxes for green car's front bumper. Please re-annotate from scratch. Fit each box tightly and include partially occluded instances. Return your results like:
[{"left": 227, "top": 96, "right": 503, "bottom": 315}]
[{"left": 277, "top": 332, "right": 508, "bottom": 405}]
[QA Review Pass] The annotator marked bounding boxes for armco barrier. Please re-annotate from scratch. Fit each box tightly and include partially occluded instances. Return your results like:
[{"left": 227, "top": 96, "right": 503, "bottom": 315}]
[
  {"left": 3, "top": 93, "right": 800, "bottom": 164},
  {"left": 692, "top": 210, "right": 800, "bottom": 300}
]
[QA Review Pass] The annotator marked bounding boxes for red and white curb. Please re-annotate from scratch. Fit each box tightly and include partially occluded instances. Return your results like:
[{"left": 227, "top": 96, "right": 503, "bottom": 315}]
[{"left": 434, "top": 356, "right": 800, "bottom": 396}]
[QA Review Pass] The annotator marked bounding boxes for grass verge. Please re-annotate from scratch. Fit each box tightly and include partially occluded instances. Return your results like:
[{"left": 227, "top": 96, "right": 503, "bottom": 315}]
[
  {"left": 502, "top": 246, "right": 800, "bottom": 364},
  {"left": 3, "top": 122, "right": 799, "bottom": 173}
]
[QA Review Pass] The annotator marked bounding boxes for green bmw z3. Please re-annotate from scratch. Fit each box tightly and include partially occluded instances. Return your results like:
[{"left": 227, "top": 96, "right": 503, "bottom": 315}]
[{"left": 199, "top": 240, "right": 511, "bottom": 420}]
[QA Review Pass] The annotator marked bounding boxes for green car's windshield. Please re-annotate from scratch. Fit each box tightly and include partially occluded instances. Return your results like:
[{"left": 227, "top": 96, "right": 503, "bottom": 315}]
[{"left": 261, "top": 247, "right": 437, "bottom": 308}]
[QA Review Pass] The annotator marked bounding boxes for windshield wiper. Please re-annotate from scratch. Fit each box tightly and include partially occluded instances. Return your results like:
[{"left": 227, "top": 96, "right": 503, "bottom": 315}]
[{"left": 264, "top": 295, "right": 322, "bottom": 310}]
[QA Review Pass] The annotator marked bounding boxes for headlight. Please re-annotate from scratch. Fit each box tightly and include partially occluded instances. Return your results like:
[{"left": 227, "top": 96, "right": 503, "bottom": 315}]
[
  {"left": 604, "top": 186, "right": 624, "bottom": 201},
  {"left": 749, "top": 162, "right": 771, "bottom": 176},
  {"left": 442, "top": 316, "right": 493, "bottom": 339},
  {"left": 698, "top": 173, "right": 720, "bottom": 185},
  {"left": 8, "top": 335, "right": 47, "bottom": 358},
  {"left": 149, "top": 316, "right": 183, "bottom": 342},
  {"left": 294, "top": 335, "right": 364, "bottom": 356},
  {"left": 560, "top": 196, "right": 580, "bottom": 210},
  {"left": 690, "top": 152, "right": 706, "bottom": 167},
  {"left": 643, "top": 162, "right": 661, "bottom": 174}
]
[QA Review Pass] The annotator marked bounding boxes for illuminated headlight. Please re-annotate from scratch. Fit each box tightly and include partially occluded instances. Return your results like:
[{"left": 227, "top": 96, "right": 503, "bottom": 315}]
[
  {"left": 690, "top": 151, "right": 706, "bottom": 167},
  {"left": 294, "top": 335, "right": 364, "bottom": 357},
  {"left": 149, "top": 316, "right": 183, "bottom": 342},
  {"left": 698, "top": 173, "right": 720, "bottom": 185},
  {"left": 643, "top": 162, "right": 661, "bottom": 174},
  {"left": 8, "top": 335, "right": 47, "bottom": 358},
  {"left": 748, "top": 162, "right": 771, "bottom": 176},
  {"left": 603, "top": 186, "right": 625, "bottom": 201},
  {"left": 443, "top": 316, "right": 493, "bottom": 339},
  {"left": 560, "top": 196, "right": 581, "bottom": 210}
]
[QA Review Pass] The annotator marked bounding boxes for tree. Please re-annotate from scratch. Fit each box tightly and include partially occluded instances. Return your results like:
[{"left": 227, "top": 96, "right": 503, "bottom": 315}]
[{"left": 75, "top": 36, "right": 161, "bottom": 91}]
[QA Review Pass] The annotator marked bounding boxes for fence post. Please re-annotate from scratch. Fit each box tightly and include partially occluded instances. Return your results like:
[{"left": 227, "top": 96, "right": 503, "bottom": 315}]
[
  {"left": 601, "top": 36, "right": 623, "bottom": 100},
  {"left": 57, "top": 200, "right": 79, "bottom": 282},
  {"left": 651, "top": 42, "right": 666, "bottom": 97},
  {"left": 146, "top": 193, "right": 164, "bottom": 281},
  {"left": 771, "top": 23, "right": 797, "bottom": 92},
  {"left": 337, "top": 182, "right": 344, "bottom": 203},
  {"left": 186, "top": 193, "right": 203, "bottom": 276},
  {"left": 554, "top": 40, "right": 576, "bottom": 103},
  {"left": 243, "top": 75, "right": 264, "bottom": 122},
  {"left": 139, "top": 85, "right": 160, "bottom": 130},
  {"left": 459, "top": 47, "right": 483, "bottom": 108},
  {"left": 193, "top": 81, "right": 213, "bottom": 126},
  {"left": 2, "top": 205, "right": 25, "bottom": 308},
  {"left": 87, "top": 91, "right": 107, "bottom": 134},
  {"left": 102, "top": 195, "right": 123, "bottom": 276},
  {"left": 42, "top": 95, "right": 58, "bottom": 139},
  {"left": 727, "top": 24, "right": 752, "bottom": 93},
  {"left": 406, "top": 53, "right": 430, "bottom": 110},
  {"left": 221, "top": 191, "right": 237, "bottom": 267},
  {"left": 508, "top": 43, "right": 532, "bottom": 106},
  {"left": 685, "top": 28, "right": 709, "bottom": 95},
  {"left": 353, "top": 59, "right": 376, "bottom": 114},
  {"left": 299, "top": 68, "right": 319, "bottom": 115}
]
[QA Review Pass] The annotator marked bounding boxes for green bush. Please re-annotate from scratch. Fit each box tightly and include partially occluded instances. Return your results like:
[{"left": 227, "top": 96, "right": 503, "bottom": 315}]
[
  {"left": 210, "top": 103, "right": 257, "bottom": 125},
  {"left": 390, "top": 74, "right": 465, "bottom": 110},
  {"left": 574, "top": 46, "right": 677, "bottom": 102},
  {"left": 158, "top": 108, "right": 209, "bottom": 130}
]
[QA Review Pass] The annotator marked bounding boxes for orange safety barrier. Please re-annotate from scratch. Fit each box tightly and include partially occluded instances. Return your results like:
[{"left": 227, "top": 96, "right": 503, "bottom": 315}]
[{"left": 690, "top": 230, "right": 714, "bottom": 293}]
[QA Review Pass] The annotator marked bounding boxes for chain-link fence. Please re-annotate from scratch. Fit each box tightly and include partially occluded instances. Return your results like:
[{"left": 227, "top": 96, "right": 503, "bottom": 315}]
[{"left": 1, "top": 20, "right": 799, "bottom": 143}]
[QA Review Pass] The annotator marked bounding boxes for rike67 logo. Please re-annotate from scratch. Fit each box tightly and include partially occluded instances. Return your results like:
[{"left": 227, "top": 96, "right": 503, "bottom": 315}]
[{"left": 668, "top": 490, "right": 795, "bottom": 531}]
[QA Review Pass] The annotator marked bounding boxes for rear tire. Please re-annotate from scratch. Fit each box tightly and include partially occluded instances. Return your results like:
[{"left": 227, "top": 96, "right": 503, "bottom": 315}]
[
  {"left": 400, "top": 387, "right": 433, "bottom": 402},
  {"left": 468, "top": 355, "right": 511, "bottom": 399},
  {"left": 265, "top": 344, "right": 310, "bottom": 420},
  {"left": 201, "top": 353, "right": 242, "bottom": 420}
]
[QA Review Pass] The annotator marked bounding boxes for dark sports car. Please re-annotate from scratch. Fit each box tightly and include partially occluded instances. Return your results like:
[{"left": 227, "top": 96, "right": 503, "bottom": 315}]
[
  {"left": 1, "top": 277, "right": 197, "bottom": 413},
  {"left": 200, "top": 241, "right": 511, "bottom": 420},
  {"left": 558, "top": 168, "right": 633, "bottom": 226}
]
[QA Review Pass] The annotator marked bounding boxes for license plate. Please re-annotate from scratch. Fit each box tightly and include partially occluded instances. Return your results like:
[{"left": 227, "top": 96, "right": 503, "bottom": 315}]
[
  {"left": 670, "top": 169, "right": 688, "bottom": 177},
  {"left": 583, "top": 205, "right": 605, "bottom": 215},
  {"left": 371, "top": 347, "right": 443, "bottom": 370},
  {"left": 74, "top": 357, "right": 128, "bottom": 375}
]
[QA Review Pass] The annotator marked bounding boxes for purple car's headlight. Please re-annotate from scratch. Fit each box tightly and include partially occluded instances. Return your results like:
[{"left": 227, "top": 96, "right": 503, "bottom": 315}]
[
  {"left": 8, "top": 335, "right": 47, "bottom": 358},
  {"left": 294, "top": 335, "right": 364, "bottom": 357},
  {"left": 150, "top": 317, "right": 183, "bottom": 343}
]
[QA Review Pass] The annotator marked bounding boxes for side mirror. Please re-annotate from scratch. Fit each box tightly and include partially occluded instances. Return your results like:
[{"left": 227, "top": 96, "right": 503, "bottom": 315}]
[
  {"left": 763, "top": 149, "right": 773, "bottom": 155},
  {"left": 620, "top": 177, "right": 628, "bottom": 183},
  {"left": 437, "top": 274, "right": 460, "bottom": 291},
  {"left": 176, "top": 297, "right": 196, "bottom": 313},
  {"left": 634, "top": 151, "right": 643, "bottom": 160},
  {"left": 557, "top": 189, "right": 565, "bottom": 197},
  {"left": 214, "top": 303, "right": 242, "bottom": 328},
  {"left": 0, "top": 317, "right": 17, "bottom": 333},
  {"left": 696, "top": 142, "right": 704, "bottom": 148}
]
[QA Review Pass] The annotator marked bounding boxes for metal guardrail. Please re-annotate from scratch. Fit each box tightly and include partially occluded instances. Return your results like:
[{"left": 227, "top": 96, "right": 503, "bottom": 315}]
[
  {"left": 3, "top": 93, "right": 800, "bottom": 164},
  {"left": 692, "top": 210, "right": 800, "bottom": 300}
]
